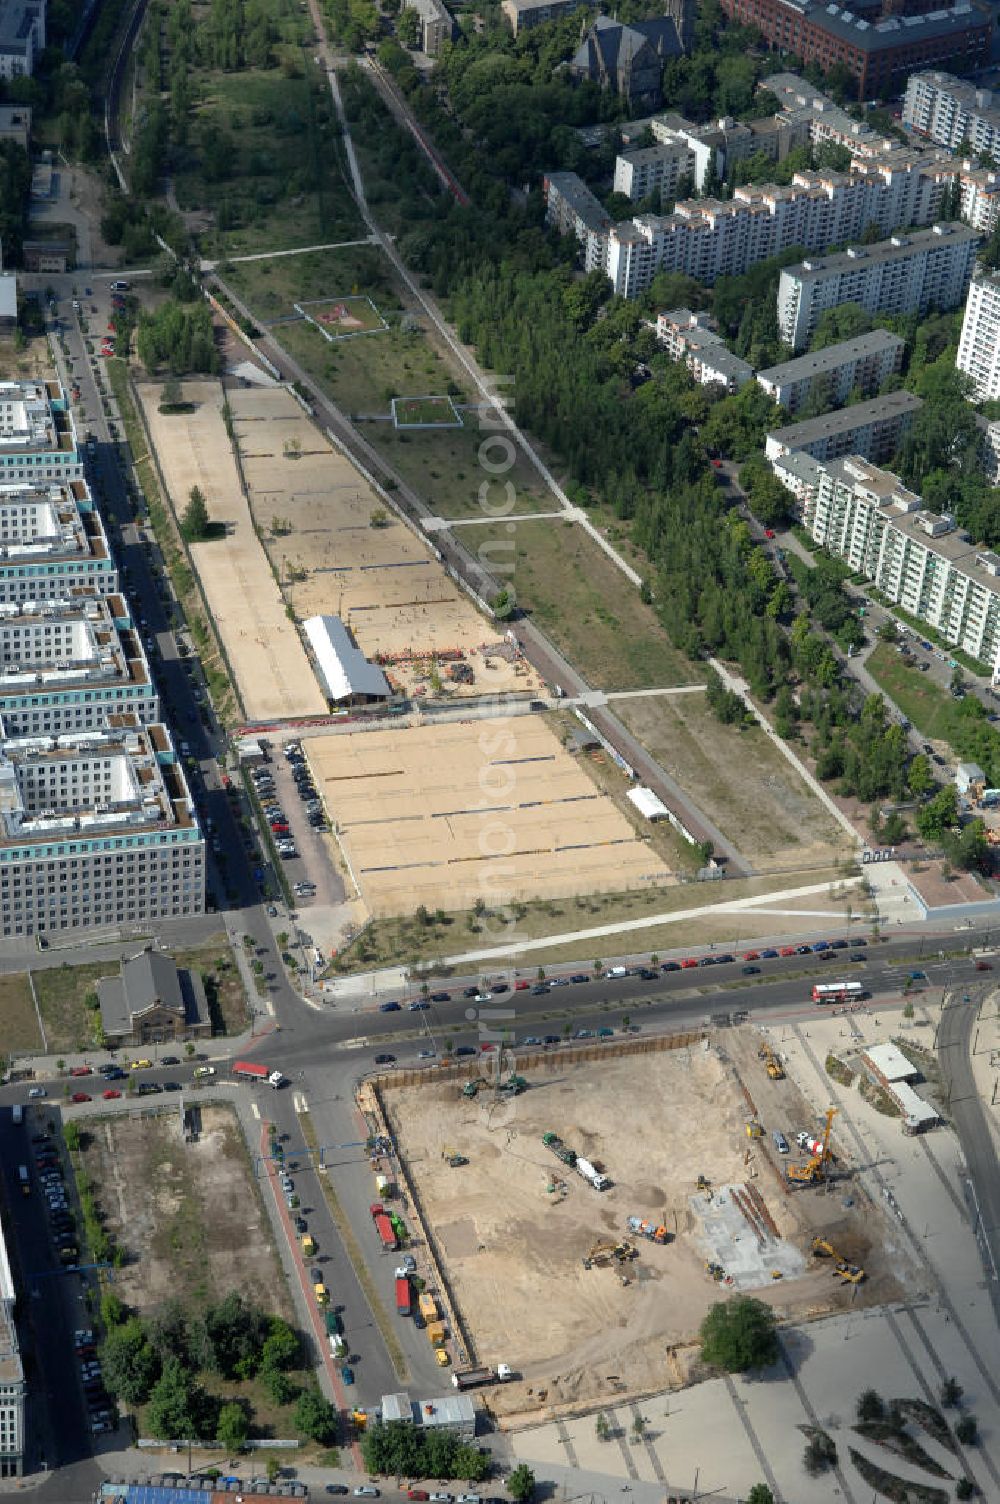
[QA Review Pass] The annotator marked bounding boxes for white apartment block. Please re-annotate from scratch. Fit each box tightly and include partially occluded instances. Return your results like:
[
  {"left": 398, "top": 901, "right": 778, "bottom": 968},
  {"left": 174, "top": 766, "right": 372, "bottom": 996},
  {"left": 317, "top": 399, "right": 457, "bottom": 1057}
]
[
  {"left": 903, "top": 70, "right": 1000, "bottom": 159},
  {"left": 0, "top": 379, "right": 80, "bottom": 487},
  {"left": 654, "top": 309, "right": 754, "bottom": 391},
  {"left": 957, "top": 268, "right": 1000, "bottom": 400},
  {"left": 613, "top": 141, "right": 696, "bottom": 204},
  {"left": 543, "top": 172, "right": 610, "bottom": 272},
  {"left": 0, "top": 1217, "right": 24, "bottom": 1479},
  {"left": 771, "top": 448, "right": 824, "bottom": 506},
  {"left": 0, "top": 716, "right": 205, "bottom": 939},
  {"left": 765, "top": 390, "right": 922, "bottom": 465},
  {"left": 756, "top": 329, "right": 905, "bottom": 413},
  {"left": 0, "top": 482, "right": 116, "bottom": 604},
  {"left": 806, "top": 456, "right": 1000, "bottom": 679},
  {"left": 976, "top": 414, "right": 1000, "bottom": 484},
  {"left": 764, "top": 72, "right": 902, "bottom": 160},
  {"left": 777, "top": 223, "right": 980, "bottom": 351},
  {"left": 0, "top": 596, "right": 158, "bottom": 737},
  {"left": 0, "top": 0, "right": 45, "bottom": 79}
]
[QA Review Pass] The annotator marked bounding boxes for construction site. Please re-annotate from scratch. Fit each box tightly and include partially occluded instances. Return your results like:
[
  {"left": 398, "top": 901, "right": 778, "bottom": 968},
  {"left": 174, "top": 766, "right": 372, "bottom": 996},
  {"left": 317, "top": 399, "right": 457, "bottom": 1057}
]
[
  {"left": 377, "top": 1029, "right": 923, "bottom": 1419},
  {"left": 227, "top": 387, "right": 544, "bottom": 702}
]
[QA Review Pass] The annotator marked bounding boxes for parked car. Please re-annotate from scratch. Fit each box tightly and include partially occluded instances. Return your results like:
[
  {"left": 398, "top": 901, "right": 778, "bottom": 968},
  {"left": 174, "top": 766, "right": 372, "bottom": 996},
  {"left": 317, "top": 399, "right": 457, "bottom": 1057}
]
[{"left": 70, "top": 1093, "right": 91, "bottom": 1104}]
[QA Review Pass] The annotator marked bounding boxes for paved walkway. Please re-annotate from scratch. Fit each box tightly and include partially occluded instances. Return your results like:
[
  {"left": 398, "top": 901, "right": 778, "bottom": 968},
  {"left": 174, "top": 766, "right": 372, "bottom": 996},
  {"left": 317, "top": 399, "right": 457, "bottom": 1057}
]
[{"left": 199, "top": 237, "right": 376, "bottom": 269}]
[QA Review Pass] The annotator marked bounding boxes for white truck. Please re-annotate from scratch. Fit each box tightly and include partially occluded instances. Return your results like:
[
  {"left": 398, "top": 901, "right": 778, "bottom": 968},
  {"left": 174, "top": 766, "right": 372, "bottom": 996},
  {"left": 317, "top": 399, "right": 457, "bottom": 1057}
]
[{"left": 575, "top": 1156, "right": 611, "bottom": 1192}]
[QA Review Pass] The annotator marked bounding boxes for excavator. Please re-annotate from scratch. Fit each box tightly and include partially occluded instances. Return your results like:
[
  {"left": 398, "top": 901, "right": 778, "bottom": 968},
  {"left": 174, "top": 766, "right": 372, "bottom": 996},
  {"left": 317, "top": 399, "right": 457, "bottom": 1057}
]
[
  {"left": 757, "top": 1042, "right": 785, "bottom": 1080},
  {"left": 787, "top": 1106, "right": 838, "bottom": 1185},
  {"left": 583, "top": 1240, "right": 638, "bottom": 1269},
  {"left": 812, "top": 1236, "right": 864, "bottom": 1284}
]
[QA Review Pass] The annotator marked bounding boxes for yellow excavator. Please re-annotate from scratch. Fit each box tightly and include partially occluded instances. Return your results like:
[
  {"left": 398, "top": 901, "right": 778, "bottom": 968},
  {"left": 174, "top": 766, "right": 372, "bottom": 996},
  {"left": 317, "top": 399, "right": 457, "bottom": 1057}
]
[
  {"left": 812, "top": 1236, "right": 864, "bottom": 1284},
  {"left": 787, "top": 1106, "right": 837, "bottom": 1185},
  {"left": 583, "top": 1240, "right": 638, "bottom": 1269},
  {"left": 758, "top": 1042, "right": 785, "bottom": 1080}
]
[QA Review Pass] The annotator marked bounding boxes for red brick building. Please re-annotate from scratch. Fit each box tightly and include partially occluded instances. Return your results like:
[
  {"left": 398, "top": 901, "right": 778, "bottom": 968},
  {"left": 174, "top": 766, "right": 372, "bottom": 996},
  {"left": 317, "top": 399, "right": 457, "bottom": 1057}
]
[{"left": 719, "top": 0, "right": 991, "bottom": 100}]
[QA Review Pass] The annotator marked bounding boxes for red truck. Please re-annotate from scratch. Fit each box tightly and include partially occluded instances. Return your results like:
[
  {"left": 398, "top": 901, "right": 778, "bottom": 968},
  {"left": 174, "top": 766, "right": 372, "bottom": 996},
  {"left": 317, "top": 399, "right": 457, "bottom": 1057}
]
[
  {"left": 395, "top": 1275, "right": 412, "bottom": 1316},
  {"left": 233, "top": 1060, "right": 287, "bottom": 1088},
  {"left": 375, "top": 1212, "right": 398, "bottom": 1252}
]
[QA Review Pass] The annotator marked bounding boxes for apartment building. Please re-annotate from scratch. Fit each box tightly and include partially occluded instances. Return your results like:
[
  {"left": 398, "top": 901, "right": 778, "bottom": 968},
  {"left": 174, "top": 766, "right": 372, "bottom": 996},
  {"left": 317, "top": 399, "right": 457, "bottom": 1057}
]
[
  {"left": 975, "top": 413, "right": 1000, "bottom": 484},
  {"left": 0, "top": 1218, "right": 24, "bottom": 1479},
  {"left": 613, "top": 141, "right": 696, "bottom": 204},
  {"left": 806, "top": 456, "right": 1000, "bottom": 676},
  {"left": 957, "top": 268, "right": 1000, "bottom": 400},
  {"left": 0, "top": 379, "right": 80, "bottom": 487},
  {"left": 0, "top": 716, "right": 205, "bottom": 939},
  {"left": 0, "top": 596, "right": 158, "bottom": 737},
  {"left": 765, "top": 389, "right": 922, "bottom": 464},
  {"left": 763, "top": 71, "right": 901, "bottom": 158},
  {"left": 0, "top": 104, "right": 30, "bottom": 150},
  {"left": 403, "top": 0, "right": 456, "bottom": 54},
  {"left": 903, "top": 69, "right": 1000, "bottom": 156},
  {"left": 718, "top": 0, "right": 990, "bottom": 101},
  {"left": 771, "top": 448, "right": 824, "bottom": 506},
  {"left": 777, "top": 223, "right": 980, "bottom": 350},
  {"left": 0, "top": 0, "right": 45, "bottom": 80},
  {"left": 542, "top": 172, "right": 610, "bottom": 272},
  {"left": 501, "top": 0, "right": 581, "bottom": 32},
  {"left": 756, "top": 329, "right": 905, "bottom": 413},
  {"left": 0, "top": 482, "right": 116, "bottom": 605},
  {"left": 654, "top": 309, "right": 754, "bottom": 391}
]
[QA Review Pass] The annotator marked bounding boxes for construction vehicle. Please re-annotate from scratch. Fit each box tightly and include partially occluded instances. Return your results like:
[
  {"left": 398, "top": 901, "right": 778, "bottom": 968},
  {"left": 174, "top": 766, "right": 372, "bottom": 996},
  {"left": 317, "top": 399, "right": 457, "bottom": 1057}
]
[
  {"left": 501, "top": 1074, "right": 528, "bottom": 1095},
  {"left": 418, "top": 1291, "right": 438, "bottom": 1323},
  {"left": 696, "top": 1174, "right": 711, "bottom": 1191},
  {"left": 627, "top": 1215, "right": 669, "bottom": 1245},
  {"left": 705, "top": 1261, "right": 725, "bottom": 1282},
  {"left": 461, "top": 1080, "right": 480, "bottom": 1099},
  {"left": 426, "top": 1320, "right": 447, "bottom": 1348},
  {"left": 576, "top": 1155, "right": 612, "bottom": 1191},
  {"left": 583, "top": 1240, "right": 637, "bottom": 1269},
  {"left": 542, "top": 1132, "right": 577, "bottom": 1166},
  {"left": 786, "top": 1106, "right": 837, "bottom": 1185},
  {"left": 812, "top": 1236, "right": 864, "bottom": 1283},
  {"left": 746, "top": 1119, "right": 763, "bottom": 1139},
  {"left": 351, "top": 1409, "right": 369, "bottom": 1431},
  {"left": 758, "top": 1042, "right": 785, "bottom": 1080},
  {"left": 445, "top": 1153, "right": 469, "bottom": 1167}
]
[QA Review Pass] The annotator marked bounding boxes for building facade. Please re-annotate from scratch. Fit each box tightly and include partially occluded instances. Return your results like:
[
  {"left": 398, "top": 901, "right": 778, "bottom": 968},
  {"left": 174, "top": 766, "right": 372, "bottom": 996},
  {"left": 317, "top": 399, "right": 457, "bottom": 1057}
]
[
  {"left": 97, "top": 948, "right": 211, "bottom": 1046},
  {"left": 542, "top": 171, "right": 611, "bottom": 272},
  {"left": 403, "top": 0, "right": 456, "bottom": 54},
  {"left": 718, "top": 0, "right": 990, "bottom": 101},
  {"left": 776, "top": 223, "right": 980, "bottom": 350},
  {"left": 957, "top": 268, "right": 1000, "bottom": 400},
  {"left": 765, "top": 390, "right": 922, "bottom": 464},
  {"left": 0, "top": 483, "right": 116, "bottom": 605},
  {"left": 613, "top": 142, "right": 696, "bottom": 204},
  {"left": 0, "top": 717, "right": 205, "bottom": 939},
  {"left": 806, "top": 456, "right": 1000, "bottom": 677},
  {"left": 569, "top": 16, "right": 683, "bottom": 112},
  {"left": 500, "top": 0, "right": 581, "bottom": 32},
  {"left": 0, "top": 596, "right": 158, "bottom": 737},
  {"left": 756, "top": 329, "right": 905, "bottom": 413},
  {"left": 903, "top": 69, "right": 1000, "bottom": 156},
  {"left": 0, "top": 0, "right": 45, "bottom": 80},
  {"left": 0, "top": 380, "right": 80, "bottom": 487},
  {"left": 654, "top": 309, "right": 754, "bottom": 390},
  {"left": 0, "top": 1216, "right": 24, "bottom": 1479}
]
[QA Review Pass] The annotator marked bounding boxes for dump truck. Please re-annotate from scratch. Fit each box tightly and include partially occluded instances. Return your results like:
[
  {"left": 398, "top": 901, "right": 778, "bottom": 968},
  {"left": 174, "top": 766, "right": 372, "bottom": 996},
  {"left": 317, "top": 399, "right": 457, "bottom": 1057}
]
[
  {"left": 426, "top": 1320, "right": 447, "bottom": 1348},
  {"left": 395, "top": 1275, "right": 412, "bottom": 1316},
  {"left": 374, "top": 1212, "right": 398, "bottom": 1251},
  {"left": 452, "top": 1365, "right": 513, "bottom": 1390},
  {"left": 627, "top": 1216, "right": 668, "bottom": 1244},
  {"left": 542, "top": 1132, "right": 576, "bottom": 1166},
  {"left": 418, "top": 1291, "right": 439, "bottom": 1323},
  {"left": 576, "top": 1156, "right": 611, "bottom": 1191}
]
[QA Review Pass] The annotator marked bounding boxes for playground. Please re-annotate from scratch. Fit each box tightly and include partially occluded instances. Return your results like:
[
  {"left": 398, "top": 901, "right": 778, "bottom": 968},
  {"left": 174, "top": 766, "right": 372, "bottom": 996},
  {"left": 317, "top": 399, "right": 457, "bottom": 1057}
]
[
  {"left": 295, "top": 294, "right": 388, "bottom": 341},
  {"left": 303, "top": 716, "right": 670, "bottom": 916},
  {"left": 391, "top": 394, "right": 463, "bottom": 428},
  {"left": 229, "top": 386, "right": 544, "bottom": 700},
  {"left": 138, "top": 381, "right": 326, "bottom": 722}
]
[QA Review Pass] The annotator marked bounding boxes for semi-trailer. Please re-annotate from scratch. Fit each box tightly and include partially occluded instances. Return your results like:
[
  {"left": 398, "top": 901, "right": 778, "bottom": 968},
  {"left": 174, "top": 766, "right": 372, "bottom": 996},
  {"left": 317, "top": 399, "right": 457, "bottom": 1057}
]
[
  {"left": 232, "top": 1060, "right": 287, "bottom": 1088},
  {"left": 542, "top": 1132, "right": 576, "bottom": 1165},
  {"left": 395, "top": 1276, "right": 412, "bottom": 1316}
]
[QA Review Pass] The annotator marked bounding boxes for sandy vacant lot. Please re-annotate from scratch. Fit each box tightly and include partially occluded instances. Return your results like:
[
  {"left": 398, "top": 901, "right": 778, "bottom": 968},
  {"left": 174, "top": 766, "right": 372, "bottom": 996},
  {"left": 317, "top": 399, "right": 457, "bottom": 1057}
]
[
  {"left": 384, "top": 1038, "right": 906, "bottom": 1411},
  {"left": 140, "top": 381, "right": 326, "bottom": 721},
  {"left": 305, "top": 717, "right": 670, "bottom": 916},
  {"left": 229, "top": 387, "right": 543, "bottom": 701},
  {"left": 617, "top": 694, "right": 851, "bottom": 872},
  {"left": 76, "top": 1103, "right": 292, "bottom": 1318}
]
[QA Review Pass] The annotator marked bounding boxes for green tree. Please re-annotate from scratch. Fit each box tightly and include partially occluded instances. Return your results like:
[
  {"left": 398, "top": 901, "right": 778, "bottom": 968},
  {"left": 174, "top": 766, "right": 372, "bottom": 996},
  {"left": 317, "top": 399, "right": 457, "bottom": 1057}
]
[
  {"left": 492, "top": 587, "right": 516, "bottom": 620},
  {"left": 100, "top": 1291, "right": 125, "bottom": 1329},
  {"left": 955, "top": 1478, "right": 975, "bottom": 1500},
  {"left": 908, "top": 754, "right": 935, "bottom": 800},
  {"left": 260, "top": 1318, "right": 300, "bottom": 1373},
  {"left": 955, "top": 1416, "right": 978, "bottom": 1446},
  {"left": 146, "top": 1357, "right": 210, "bottom": 1441},
  {"left": 217, "top": 1400, "right": 250, "bottom": 1452},
  {"left": 397, "top": 7, "right": 420, "bottom": 45},
  {"left": 595, "top": 1412, "right": 611, "bottom": 1441},
  {"left": 101, "top": 1316, "right": 161, "bottom": 1406},
  {"left": 857, "top": 1388, "right": 884, "bottom": 1422},
  {"left": 916, "top": 784, "right": 959, "bottom": 844},
  {"left": 746, "top": 1488, "right": 775, "bottom": 1504},
  {"left": 942, "top": 1376, "right": 964, "bottom": 1408},
  {"left": 182, "top": 485, "right": 210, "bottom": 541},
  {"left": 699, "top": 1296, "right": 779, "bottom": 1372},
  {"left": 294, "top": 1386, "right": 338, "bottom": 1443},
  {"left": 507, "top": 1465, "right": 535, "bottom": 1502}
]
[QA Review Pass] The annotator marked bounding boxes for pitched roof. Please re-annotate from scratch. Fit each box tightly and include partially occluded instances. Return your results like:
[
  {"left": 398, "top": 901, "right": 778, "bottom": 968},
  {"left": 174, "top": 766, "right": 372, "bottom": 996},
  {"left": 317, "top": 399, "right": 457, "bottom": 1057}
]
[
  {"left": 97, "top": 949, "right": 209, "bottom": 1037},
  {"left": 572, "top": 14, "right": 682, "bottom": 77}
]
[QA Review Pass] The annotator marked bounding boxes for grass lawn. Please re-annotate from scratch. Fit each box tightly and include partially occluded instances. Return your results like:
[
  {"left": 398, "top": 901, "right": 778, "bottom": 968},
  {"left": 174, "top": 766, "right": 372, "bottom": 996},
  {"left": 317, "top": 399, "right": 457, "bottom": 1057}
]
[
  {"left": 176, "top": 63, "right": 364, "bottom": 257},
  {"left": 366, "top": 424, "right": 558, "bottom": 519},
  {"left": 333, "top": 868, "right": 856, "bottom": 974},
  {"left": 865, "top": 643, "right": 969, "bottom": 742},
  {"left": 223, "top": 244, "right": 398, "bottom": 323},
  {"left": 33, "top": 934, "right": 248, "bottom": 1053},
  {"left": 0, "top": 973, "right": 44, "bottom": 1053},
  {"left": 392, "top": 395, "right": 460, "bottom": 425},
  {"left": 279, "top": 315, "right": 467, "bottom": 416},
  {"left": 457, "top": 517, "right": 703, "bottom": 691},
  {"left": 616, "top": 693, "right": 851, "bottom": 871}
]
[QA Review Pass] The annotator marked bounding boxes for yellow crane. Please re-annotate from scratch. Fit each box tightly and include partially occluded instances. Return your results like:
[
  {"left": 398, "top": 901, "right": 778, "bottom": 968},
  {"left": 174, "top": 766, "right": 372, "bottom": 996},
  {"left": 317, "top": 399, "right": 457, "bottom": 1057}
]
[
  {"left": 787, "top": 1106, "right": 837, "bottom": 1185},
  {"left": 812, "top": 1236, "right": 864, "bottom": 1283}
]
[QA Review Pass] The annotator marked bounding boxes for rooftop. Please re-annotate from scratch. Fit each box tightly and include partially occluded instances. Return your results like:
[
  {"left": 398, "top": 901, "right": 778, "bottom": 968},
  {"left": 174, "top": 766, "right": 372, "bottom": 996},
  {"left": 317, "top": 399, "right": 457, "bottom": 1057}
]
[
  {"left": 303, "top": 614, "right": 391, "bottom": 702},
  {"left": 380, "top": 1391, "right": 477, "bottom": 1429},
  {"left": 784, "top": 222, "right": 981, "bottom": 282},
  {"left": 768, "top": 389, "right": 922, "bottom": 448},
  {"left": 0, "top": 274, "right": 16, "bottom": 322},
  {"left": 0, "top": 596, "right": 148, "bottom": 700},
  {"left": 0, "top": 482, "right": 108, "bottom": 568},
  {"left": 862, "top": 1042, "right": 918, "bottom": 1081},
  {"left": 757, "top": 329, "right": 905, "bottom": 385},
  {"left": 544, "top": 170, "right": 610, "bottom": 233},
  {"left": 774, "top": 0, "right": 990, "bottom": 54}
]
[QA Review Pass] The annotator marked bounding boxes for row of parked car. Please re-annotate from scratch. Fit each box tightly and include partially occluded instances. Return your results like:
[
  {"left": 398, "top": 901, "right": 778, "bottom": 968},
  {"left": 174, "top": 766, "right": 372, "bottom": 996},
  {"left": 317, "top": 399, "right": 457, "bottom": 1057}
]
[
  {"left": 75, "top": 1328, "right": 116, "bottom": 1435},
  {"left": 33, "top": 1130, "right": 78, "bottom": 1266}
]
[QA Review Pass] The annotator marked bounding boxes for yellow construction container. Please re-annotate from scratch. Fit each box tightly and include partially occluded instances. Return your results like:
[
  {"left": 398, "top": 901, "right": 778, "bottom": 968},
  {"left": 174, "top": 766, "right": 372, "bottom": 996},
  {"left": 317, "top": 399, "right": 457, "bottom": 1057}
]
[
  {"left": 313, "top": 1281, "right": 329, "bottom": 1306},
  {"left": 301, "top": 1234, "right": 316, "bottom": 1257},
  {"left": 418, "top": 1292, "right": 438, "bottom": 1322},
  {"left": 426, "top": 1320, "right": 447, "bottom": 1347},
  {"left": 435, "top": 1346, "right": 451, "bottom": 1367}
]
